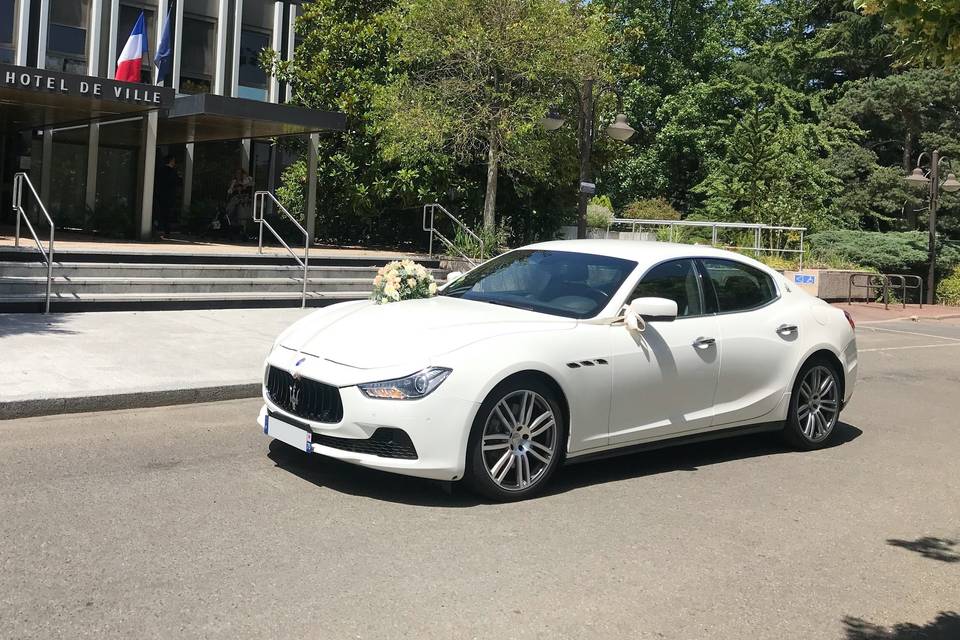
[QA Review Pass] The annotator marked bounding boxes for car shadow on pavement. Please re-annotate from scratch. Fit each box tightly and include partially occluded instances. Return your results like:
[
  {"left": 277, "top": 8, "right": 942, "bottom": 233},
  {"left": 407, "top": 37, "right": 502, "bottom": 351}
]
[
  {"left": 266, "top": 440, "right": 484, "bottom": 507},
  {"left": 886, "top": 536, "right": 960, "bottom": 563},
  {"left": 268, "top": 423, "right": 862, "bottom": 507},
  {"left": 842, "top": 611, "right": 960, "bottom": 639},
  {"left": 546, "top": 422, "right": 862, "bottom": 497}
]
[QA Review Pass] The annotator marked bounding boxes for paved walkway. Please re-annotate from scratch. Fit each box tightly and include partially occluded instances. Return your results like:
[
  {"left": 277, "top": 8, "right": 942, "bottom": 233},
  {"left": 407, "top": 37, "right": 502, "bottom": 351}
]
[
  {"left": 0, "top": 227, "right": 427, "bottom": 259},
  {"left": 0, "top": 308, "right": 313, "bottom": 419},
  {"left": 833, "top": 302, "right": 960, "bottom": 324}
]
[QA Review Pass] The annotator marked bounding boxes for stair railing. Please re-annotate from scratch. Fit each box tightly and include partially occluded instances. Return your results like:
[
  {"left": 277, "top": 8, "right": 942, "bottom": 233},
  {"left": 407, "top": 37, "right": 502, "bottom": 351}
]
[
  {"left": 12, "top": 172, "right": 55, "bottom": 314},
  {"left": 253, "top": 191, "right": 309, "bottom": 308},
  {"left": 423, "top": 203, "right": 483, "bottom": 267}
]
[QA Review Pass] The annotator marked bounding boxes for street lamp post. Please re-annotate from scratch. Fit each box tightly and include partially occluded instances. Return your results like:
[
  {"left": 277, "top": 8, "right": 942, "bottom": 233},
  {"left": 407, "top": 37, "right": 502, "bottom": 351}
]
[
  {"left": 540, "top": 79, "right": 636, "bottom": 239},
  {"left": 905, "top": 150, "right": 960, "bottom": 304}
]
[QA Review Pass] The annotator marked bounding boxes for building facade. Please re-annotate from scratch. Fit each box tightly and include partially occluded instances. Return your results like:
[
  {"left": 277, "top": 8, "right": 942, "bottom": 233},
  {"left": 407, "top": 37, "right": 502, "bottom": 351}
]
[{"left": 0, "top": 0, "right": 340, "bottom": 240}]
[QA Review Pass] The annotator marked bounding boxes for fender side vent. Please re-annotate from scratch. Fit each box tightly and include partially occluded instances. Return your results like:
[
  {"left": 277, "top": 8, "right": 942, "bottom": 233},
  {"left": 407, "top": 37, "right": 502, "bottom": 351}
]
[{"left": 566, "top": 362, "right": 581, "bottom": 369}]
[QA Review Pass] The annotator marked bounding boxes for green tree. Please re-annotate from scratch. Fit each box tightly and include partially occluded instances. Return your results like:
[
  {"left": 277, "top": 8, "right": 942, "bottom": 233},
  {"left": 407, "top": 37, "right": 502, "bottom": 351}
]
[
  {"left": 374, "top": 0, "right": 610, "bottom": 231},
  {"left": 265, "top": 0, "right": 448, "bottom": 243},
  {"left": 855, "top": 0, "right": 960, "bottom": 66}
]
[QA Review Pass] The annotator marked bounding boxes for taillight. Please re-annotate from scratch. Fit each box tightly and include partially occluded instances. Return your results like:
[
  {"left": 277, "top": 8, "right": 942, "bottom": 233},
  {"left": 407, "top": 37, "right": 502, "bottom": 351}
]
[{"left": 843, "top": 310, "right": 855, "bottom": 330}]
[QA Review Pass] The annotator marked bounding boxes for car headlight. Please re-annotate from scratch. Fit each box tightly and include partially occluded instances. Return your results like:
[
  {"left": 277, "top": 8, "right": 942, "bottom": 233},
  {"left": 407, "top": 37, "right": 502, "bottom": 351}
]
[{"left": 357, "top": 367, "right": 452, "bottom": 400}]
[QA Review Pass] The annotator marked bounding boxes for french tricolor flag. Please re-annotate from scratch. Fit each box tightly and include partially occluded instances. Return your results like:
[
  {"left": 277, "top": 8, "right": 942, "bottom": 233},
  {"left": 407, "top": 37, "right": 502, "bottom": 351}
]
[{"left": 115, "top": 12, "right": 148, "bottom": 83}]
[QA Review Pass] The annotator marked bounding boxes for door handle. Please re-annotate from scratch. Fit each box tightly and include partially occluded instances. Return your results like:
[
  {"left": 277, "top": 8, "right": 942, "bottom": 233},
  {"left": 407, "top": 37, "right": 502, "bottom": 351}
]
[
  {"left": 777, "top": 324, "right": 798, "bottom": 335},
  {"left": 693, "top": 336, "right": 716, "bottom": 348}
]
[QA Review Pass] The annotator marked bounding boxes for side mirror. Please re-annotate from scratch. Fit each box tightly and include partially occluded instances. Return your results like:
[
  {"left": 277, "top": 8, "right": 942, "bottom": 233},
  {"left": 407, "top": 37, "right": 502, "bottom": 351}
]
[
  {"left": 446, "top": 271, "right": 463, "bottom": 283},
  {"left": 624, "top": 297, "right": 678, "bottom": 332}
]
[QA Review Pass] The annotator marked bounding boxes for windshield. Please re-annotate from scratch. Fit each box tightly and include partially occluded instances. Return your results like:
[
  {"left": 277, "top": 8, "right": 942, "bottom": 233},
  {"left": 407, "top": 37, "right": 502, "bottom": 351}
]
[{"left": 442, "top": 250, "right": 637, "bottom": 319}]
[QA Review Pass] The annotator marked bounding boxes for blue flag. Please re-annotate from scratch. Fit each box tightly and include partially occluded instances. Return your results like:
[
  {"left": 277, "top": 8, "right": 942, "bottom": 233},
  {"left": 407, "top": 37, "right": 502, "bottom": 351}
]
[{"left": 154, "top": 3, "right": 173, "bottom": 84}]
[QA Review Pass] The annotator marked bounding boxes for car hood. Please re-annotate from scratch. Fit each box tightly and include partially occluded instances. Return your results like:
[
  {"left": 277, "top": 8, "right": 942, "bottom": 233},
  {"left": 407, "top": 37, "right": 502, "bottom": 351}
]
[{"left": 278, "top": 296, "right": 576, "bottom": 369}]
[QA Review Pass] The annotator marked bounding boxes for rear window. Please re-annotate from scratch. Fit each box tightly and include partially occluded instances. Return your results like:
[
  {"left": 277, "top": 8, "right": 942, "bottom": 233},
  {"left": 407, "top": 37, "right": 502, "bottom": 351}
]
[{"left": 700, "top": 258, "right": 777, "bottom": 313}]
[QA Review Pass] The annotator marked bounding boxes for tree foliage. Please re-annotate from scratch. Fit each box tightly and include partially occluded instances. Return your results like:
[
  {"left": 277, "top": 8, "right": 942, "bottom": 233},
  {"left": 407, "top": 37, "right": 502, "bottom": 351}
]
[
  {"left": 855, "top": 0, "right": 960, "bottom": 66},
  {"left": 374, "top": 0, "right": 610, "bottom": 230}
]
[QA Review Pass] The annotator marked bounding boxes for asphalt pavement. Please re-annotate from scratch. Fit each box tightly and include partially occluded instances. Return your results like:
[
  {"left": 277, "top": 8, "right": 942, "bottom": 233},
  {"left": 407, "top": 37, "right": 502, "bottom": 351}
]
[{"left": 1, "top": 320, "right": 959, "bottom": 639}]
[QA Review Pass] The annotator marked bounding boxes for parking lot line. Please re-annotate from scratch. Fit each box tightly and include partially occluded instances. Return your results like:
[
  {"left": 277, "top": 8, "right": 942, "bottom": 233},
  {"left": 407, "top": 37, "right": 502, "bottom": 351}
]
[
  {"left": 860, "top": 342, "right": 960, "bottom": 353},
  {"left": 859, "top": 326, "right": 960, "bottom": 342}
]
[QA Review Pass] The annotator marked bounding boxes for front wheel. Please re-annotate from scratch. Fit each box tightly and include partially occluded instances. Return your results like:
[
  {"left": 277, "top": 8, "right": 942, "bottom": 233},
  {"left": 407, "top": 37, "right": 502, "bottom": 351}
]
[
  {"left": 465, "top": 378, "right": 566, "bottom": 502},
  {"left": 783, "top": 359, "right": 842, "bottom": 450}
]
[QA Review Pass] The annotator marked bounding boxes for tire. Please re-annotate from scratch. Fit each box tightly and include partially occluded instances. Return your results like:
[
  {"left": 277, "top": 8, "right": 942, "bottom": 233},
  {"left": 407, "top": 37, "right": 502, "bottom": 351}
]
[
  {"left": 782, "top": 357, "right": 842, "bottom": 450},
  {"left": 464, "top": 376, "right": 567, "bottom": 502}
]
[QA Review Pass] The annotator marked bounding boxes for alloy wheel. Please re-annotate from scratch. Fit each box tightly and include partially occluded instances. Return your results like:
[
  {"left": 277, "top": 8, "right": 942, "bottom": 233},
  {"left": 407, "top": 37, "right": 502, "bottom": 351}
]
[
  {"left": 480, "top": 390, "right": 558, "bottom": 492},
  {"left": 796, "top": 365, "right": 839, "bottom": 443}
]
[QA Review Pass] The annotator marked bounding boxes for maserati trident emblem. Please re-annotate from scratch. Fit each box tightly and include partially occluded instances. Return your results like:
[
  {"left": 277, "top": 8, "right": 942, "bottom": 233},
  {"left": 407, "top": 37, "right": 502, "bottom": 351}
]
[{"left": 289, "top": 381, "right": 301, "bottom": 411}]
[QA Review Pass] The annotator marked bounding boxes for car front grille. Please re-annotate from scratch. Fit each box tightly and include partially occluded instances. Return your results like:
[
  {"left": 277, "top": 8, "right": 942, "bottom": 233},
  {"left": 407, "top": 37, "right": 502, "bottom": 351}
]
[{"left": 266, "top": 365, "right": 343, "bottom": 424}]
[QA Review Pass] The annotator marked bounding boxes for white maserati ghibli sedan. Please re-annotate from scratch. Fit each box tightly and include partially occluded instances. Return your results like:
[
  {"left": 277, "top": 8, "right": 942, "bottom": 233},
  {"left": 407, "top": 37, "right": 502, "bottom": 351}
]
[{"left": 258, "top": 240, "right": 858, "bottom": 501}]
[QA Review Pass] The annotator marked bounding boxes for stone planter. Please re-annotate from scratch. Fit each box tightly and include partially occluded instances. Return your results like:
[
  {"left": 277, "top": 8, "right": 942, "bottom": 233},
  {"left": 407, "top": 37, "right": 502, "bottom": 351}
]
[
  {"left": 617, "top": 231, "right": 658, "bottom": 242},
  {"left": 782, "top": 269, "right": 871, "bottom": 301}
]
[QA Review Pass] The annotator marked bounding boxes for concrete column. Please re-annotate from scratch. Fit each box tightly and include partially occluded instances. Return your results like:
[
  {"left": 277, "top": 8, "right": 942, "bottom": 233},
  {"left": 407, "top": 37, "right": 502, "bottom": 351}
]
[
  {"left": 40, "top": 128, "right": 53, "bottom": 204},
  {"left": 182, "top": 143, "right": 194, "bottom": 214},
  {"left": 107, "top": 0, "right": 119, "bottom": 78},
  {"left": 285, "top": 3, "right": 297, "bottom": 102},
  {"left": 88, "top": 0, "right": 103, "bottom": 75},
  {"left": 231, "top": 0, "right": 243, "bottom": 98},
  {"left": 15, "top": 0, "right": 32, "bottom": 66},
  {"left": 213, "top": 0, "right": 230, "bottom": 94},
  {"left": 84, "top": 123, "right": 99, "bottom": 213},
  {"left": 240, "top": 139, "right": 251, "bottom": 171},
  {"left": 269, "top": 2, "right": 283, "bottom": 103},
  {"left": 305, "top": 132, "right": 318, "bottom": 244},
  {"left": 138, "top": 111, "right": 158, "bottom": 240},
  {"left": 36, "top": 0, "right": 50, "bottom": 68}
]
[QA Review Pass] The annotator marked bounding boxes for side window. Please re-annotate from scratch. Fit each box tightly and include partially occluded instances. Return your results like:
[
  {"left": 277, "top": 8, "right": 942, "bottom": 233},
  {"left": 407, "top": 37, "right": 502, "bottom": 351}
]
[
  {"left": 631, "top": 259, "right": 703, "bottom": 318},
  {"left": 700, "top": 258, "right": 777, "bottom": 313}
]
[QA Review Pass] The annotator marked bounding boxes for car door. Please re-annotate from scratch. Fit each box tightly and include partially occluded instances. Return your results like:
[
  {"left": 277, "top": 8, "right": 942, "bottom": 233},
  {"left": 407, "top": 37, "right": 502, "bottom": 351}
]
[
  {"left": 698, "top": 257, "right": 802, "bottom": 426},
  {"left": 608, "top": 258, "right": 721, "bottom": 445}
]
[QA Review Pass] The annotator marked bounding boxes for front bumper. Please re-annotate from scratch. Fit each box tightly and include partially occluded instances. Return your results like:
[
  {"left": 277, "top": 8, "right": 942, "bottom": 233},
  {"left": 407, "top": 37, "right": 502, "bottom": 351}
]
[{"left": 258, "top": 383, "right": 480, "bottom": 482}]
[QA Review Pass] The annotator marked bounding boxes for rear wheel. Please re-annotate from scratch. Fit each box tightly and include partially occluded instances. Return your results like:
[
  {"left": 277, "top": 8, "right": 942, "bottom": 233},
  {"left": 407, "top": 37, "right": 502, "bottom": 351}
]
[
  {"left": 783, "top": 359, "right": 842, "bottom": 450},
  {"left": 465, "top": 378, "right": 565, "bottom": 502}
]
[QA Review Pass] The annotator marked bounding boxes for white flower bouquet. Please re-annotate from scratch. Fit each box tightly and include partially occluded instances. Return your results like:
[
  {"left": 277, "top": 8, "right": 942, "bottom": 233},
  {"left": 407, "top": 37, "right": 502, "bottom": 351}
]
[{"left": 371, "top": 259, "right": 438, "bottom": 304}]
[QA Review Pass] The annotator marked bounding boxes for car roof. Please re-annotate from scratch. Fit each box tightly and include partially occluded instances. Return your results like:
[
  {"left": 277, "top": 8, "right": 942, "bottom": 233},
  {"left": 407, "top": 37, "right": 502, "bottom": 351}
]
[{"left": 524, "top": 239, "right": 772, "bottom": 270}]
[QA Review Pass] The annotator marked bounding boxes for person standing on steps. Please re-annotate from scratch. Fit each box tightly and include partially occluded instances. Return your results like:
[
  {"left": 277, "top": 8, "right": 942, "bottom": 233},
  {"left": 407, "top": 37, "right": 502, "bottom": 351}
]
[
  {"left": 154, "top": 155, "right": 181, "bottom": 238},
  {"left": 226, "top": 168, "right": 254, "bottom": 241}
]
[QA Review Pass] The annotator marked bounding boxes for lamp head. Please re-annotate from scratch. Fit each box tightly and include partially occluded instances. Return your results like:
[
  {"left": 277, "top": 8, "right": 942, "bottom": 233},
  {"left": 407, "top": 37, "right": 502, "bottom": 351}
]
[
  {"left": 540, "top": 108, "right": 565, "bottom": 132},
  {"left": 942, "top": 173, "right": 960, "bottom": 193},
  {"left": 904, "top": 167, "right": 931, "bottom": 188},
  {"left": 606, "top": 113, "right": 636, "bottom": 142}
]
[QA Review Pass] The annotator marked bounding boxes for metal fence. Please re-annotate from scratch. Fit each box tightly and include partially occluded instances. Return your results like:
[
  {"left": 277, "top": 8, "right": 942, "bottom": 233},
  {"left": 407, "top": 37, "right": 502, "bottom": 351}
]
[{"left": 606, "top": 218, "right": 807, "bottom": 269}]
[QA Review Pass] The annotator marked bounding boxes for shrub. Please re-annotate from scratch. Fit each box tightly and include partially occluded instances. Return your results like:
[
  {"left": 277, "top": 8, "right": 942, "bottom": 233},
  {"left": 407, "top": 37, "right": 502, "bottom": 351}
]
[
  {"left": 937, "top": 266, "right": 960, "bottom": 306},
  {"left": 450, "top": 224, "right": 508, "bottom": 260},
  {"left": 622, "top": 198, "right": 681, "bottom": 221},
  {"left": 586, "top": 203, "right": 613, "bottom": 229},
  {"left": 808, "top": 230, "right": 960, "bottom": 277}
]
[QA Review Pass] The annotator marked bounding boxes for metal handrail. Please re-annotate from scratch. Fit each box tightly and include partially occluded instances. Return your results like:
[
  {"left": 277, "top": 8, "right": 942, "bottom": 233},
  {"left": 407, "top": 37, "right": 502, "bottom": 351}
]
[
  {"left": 423, "top": 203, "right": 483, "bottom": 267},
  {"left": 12, "top": 173, "right": 55, "bottom": 314},
  {"left": 253, "top": 190, "right": 309, "bottom": 308},
  {"left": 607, "top": 218, "right": 807, "bottom": 269}
]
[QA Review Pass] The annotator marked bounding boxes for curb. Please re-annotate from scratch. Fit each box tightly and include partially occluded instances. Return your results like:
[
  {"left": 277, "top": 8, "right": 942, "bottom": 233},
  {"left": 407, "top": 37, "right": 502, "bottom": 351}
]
[
  {"left": 0, "top": 383, "right": 262, "bottom": 421},
  {"left": 858, "top": 313, "right": 960, "bottom": 324}
]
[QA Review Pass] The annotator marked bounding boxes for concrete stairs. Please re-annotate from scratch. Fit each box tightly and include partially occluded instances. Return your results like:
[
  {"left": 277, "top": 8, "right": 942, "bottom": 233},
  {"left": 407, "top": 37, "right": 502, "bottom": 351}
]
[{"left": 0, "top": 248, "right": 445, "bottom": 312}]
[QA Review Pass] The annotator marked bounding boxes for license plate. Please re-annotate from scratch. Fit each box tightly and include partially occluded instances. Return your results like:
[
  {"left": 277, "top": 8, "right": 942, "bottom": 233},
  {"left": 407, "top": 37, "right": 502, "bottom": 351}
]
[{"left": 264, "top": 415, "right": 313, "bottom": 453}]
